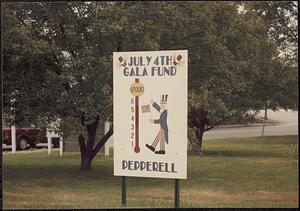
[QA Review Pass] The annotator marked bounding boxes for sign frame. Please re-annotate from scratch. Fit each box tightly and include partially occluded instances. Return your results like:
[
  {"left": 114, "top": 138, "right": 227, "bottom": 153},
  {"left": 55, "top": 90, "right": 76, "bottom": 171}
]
[{"left": 113, "top": 50, "right": 188, "bottom": 180}]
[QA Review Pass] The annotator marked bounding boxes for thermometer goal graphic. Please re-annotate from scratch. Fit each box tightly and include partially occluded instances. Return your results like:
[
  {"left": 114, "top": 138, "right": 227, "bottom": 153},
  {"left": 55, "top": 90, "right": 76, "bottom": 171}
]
[{"left": 130, "top": 78, "right": 144, "bottom": 153}]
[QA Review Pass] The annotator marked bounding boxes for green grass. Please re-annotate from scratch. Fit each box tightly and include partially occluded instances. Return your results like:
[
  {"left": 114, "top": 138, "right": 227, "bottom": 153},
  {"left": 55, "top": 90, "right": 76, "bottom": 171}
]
[{"left": 3, "top": 135, "right": 298, "bottom": 208}]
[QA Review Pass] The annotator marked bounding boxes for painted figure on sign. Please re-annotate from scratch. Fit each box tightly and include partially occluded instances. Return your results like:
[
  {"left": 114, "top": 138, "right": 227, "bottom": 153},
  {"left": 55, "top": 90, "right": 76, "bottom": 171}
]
[{"left": 146, "top": 95, "right": 169, "bottom": 155}]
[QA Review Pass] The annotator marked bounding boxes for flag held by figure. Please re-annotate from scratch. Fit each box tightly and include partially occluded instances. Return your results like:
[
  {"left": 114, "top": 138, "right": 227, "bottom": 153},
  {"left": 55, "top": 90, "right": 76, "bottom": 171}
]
[{"left": 141, "top": 104, "right": 150, "bottom": 113}]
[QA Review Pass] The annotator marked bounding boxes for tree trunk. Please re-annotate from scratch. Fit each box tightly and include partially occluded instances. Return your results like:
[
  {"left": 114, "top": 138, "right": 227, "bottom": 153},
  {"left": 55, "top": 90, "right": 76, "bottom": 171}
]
[
  {"left": 195, "top": 129, "right": 204, "bottom": 152},
  {"left": 78, "top": 120, "right": 99, "bottom": 172},
  {"left": 81, "top": 153, "right": 92, "bottom": 171},
  {"left": 78, "top": 121, "right": 113, "bottom": 172},
  {"left": 262, "top": 106, "right": 267, "bottom": 136}
]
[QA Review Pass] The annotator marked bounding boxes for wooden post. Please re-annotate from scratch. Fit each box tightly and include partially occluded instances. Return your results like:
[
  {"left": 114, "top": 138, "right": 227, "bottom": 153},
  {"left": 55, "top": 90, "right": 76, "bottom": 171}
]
[
  {"left": 47, "top": 136, "right": 52, "bottom": 155},
  {"left": 11, "top": 96, "right": 17, "bottom": 154},
  {"left": 11, "top": 125, "right": 16, "bottom": 154},
  {"left": 104, "top": 121, "right": 110, "bottom": 157},
  {"left": 59, "top": 137, "right": 63, "bottom": 156}
]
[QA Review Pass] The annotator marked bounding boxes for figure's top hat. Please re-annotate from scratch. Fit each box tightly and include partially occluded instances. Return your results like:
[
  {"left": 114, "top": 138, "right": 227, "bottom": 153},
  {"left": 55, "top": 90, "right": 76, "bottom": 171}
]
[{"left": 161, "top": 94, "right": 168, "bottom": 104}]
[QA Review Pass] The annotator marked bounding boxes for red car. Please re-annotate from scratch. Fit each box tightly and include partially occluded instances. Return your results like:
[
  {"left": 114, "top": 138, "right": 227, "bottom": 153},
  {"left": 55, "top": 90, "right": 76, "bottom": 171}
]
[
  {"left": 3, "top": 127, "right": 59, "bottom": 150},
  {"left": 3, "top": 127, "right": 43, "bottom": 150},
  {"left": 3, "top": 127, "right": 61, "bottom": 150}
]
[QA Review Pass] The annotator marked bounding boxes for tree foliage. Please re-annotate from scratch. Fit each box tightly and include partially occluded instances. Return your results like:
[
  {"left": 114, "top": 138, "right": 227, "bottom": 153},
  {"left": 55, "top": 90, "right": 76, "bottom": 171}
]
[
  {"left": 244, "top": 1, "right": 298, "bottom": 63},
  {"left": 3, "top": 2, "right": 298, "bottom": 162}
]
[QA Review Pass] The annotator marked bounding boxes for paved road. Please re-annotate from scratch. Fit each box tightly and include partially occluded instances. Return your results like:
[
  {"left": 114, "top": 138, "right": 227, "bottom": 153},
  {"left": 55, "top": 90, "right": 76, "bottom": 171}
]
[{"left": 204, "top": 109, "right": 298, "bottom": 139}]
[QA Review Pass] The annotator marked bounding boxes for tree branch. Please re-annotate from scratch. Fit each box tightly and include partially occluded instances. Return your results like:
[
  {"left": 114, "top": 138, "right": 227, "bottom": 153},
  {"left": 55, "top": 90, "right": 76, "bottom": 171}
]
[
  {"left": 4, "top": 50, "right": 25, "bottom": 56},
  {"left": 66, "top": 4, "right": 90, "bottom": 44},
  {"left": 86, "top": 116, "right": 99, "bottom": 153},
  {"left": 78, "top": 134, "right": 86, "bottom": 155},
  {"left": 80, "top": 116, "right": 86, "bottom": 126},
  {"left": 91, "top": 127, "right": 113, "bottom": 159},
  {"left": 204, "top": 125, "right": 214, "bottom": 132},
  {"left": 274, "top": 9, "right": 298, "bottom": 43}
]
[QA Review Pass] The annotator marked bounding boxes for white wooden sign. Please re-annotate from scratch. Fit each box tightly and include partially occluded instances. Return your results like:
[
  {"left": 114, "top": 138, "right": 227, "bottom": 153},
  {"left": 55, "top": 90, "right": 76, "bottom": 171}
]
[{"left": 113, "top": 50, "right": 188, "bottom": 179}]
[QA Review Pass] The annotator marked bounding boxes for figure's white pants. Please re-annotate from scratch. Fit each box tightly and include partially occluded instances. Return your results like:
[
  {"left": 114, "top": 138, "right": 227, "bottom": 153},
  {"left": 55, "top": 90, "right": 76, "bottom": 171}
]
[{"left": 151, "top": 129, "right": 165, "bottom": 150}]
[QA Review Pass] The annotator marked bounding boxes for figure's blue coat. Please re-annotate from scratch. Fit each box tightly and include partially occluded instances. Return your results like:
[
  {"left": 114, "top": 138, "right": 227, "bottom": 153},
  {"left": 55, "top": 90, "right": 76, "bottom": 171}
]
[{"left": 152, "top": 102, "right": 169, "bottom": 144}]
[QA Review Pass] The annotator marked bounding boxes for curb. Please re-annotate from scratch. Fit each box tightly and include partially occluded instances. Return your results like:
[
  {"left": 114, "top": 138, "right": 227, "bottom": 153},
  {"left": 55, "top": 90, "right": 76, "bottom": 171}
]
[{"left": 214, "top": 123, "right": 279, "bottom": 129}]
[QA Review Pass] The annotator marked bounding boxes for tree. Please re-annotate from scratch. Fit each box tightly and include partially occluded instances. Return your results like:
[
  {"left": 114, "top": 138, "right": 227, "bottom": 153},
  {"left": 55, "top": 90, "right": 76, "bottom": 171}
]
[
  {"left": 3, "top": 2, "right": 115, "bottom": 171},
  {"left": 241, "top": 2, "right": 298, "bottom": 135},
  {"left": 3, "top": 2, "right": 297, "bottom": 160},
  {"left": 3, "top": 2, "right": 171, "bottom": 170},
  {"left": 174, "top": 2, "right": 297, "bottom": 151},
  {"left": 244, "top": 1, "right": 298, "bottom": 63}
]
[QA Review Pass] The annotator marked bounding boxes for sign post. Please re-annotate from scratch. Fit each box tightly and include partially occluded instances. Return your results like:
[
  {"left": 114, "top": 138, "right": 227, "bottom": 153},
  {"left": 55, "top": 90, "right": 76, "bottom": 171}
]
[
  {"left": 122, "top": 176, "right": 127, "bottom": 206},
  {"left": 175, "top": 179, "right": 180, "bottom": 208},
  {"left": 114, "top": 50, "right": 188, "bottom": 208}
]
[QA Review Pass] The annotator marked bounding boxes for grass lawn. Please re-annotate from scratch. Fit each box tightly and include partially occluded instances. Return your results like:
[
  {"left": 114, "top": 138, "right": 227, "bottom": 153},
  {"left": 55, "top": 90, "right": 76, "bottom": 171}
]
[{"left": 3, "top": 135, "right": 298, "bottom": 208}]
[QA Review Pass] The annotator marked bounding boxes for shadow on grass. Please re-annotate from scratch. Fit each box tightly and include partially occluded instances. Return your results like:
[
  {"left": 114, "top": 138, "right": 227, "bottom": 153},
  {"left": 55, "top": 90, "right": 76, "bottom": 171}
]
[
  {"left": 3, "top": 161, "right": 116, "bottom": 185},
  {"left": 3, "top": 162, "right": 174, "bottom": 189},
  {"left": 188, "top": 149, "right": 282, "bottom": 158}
]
